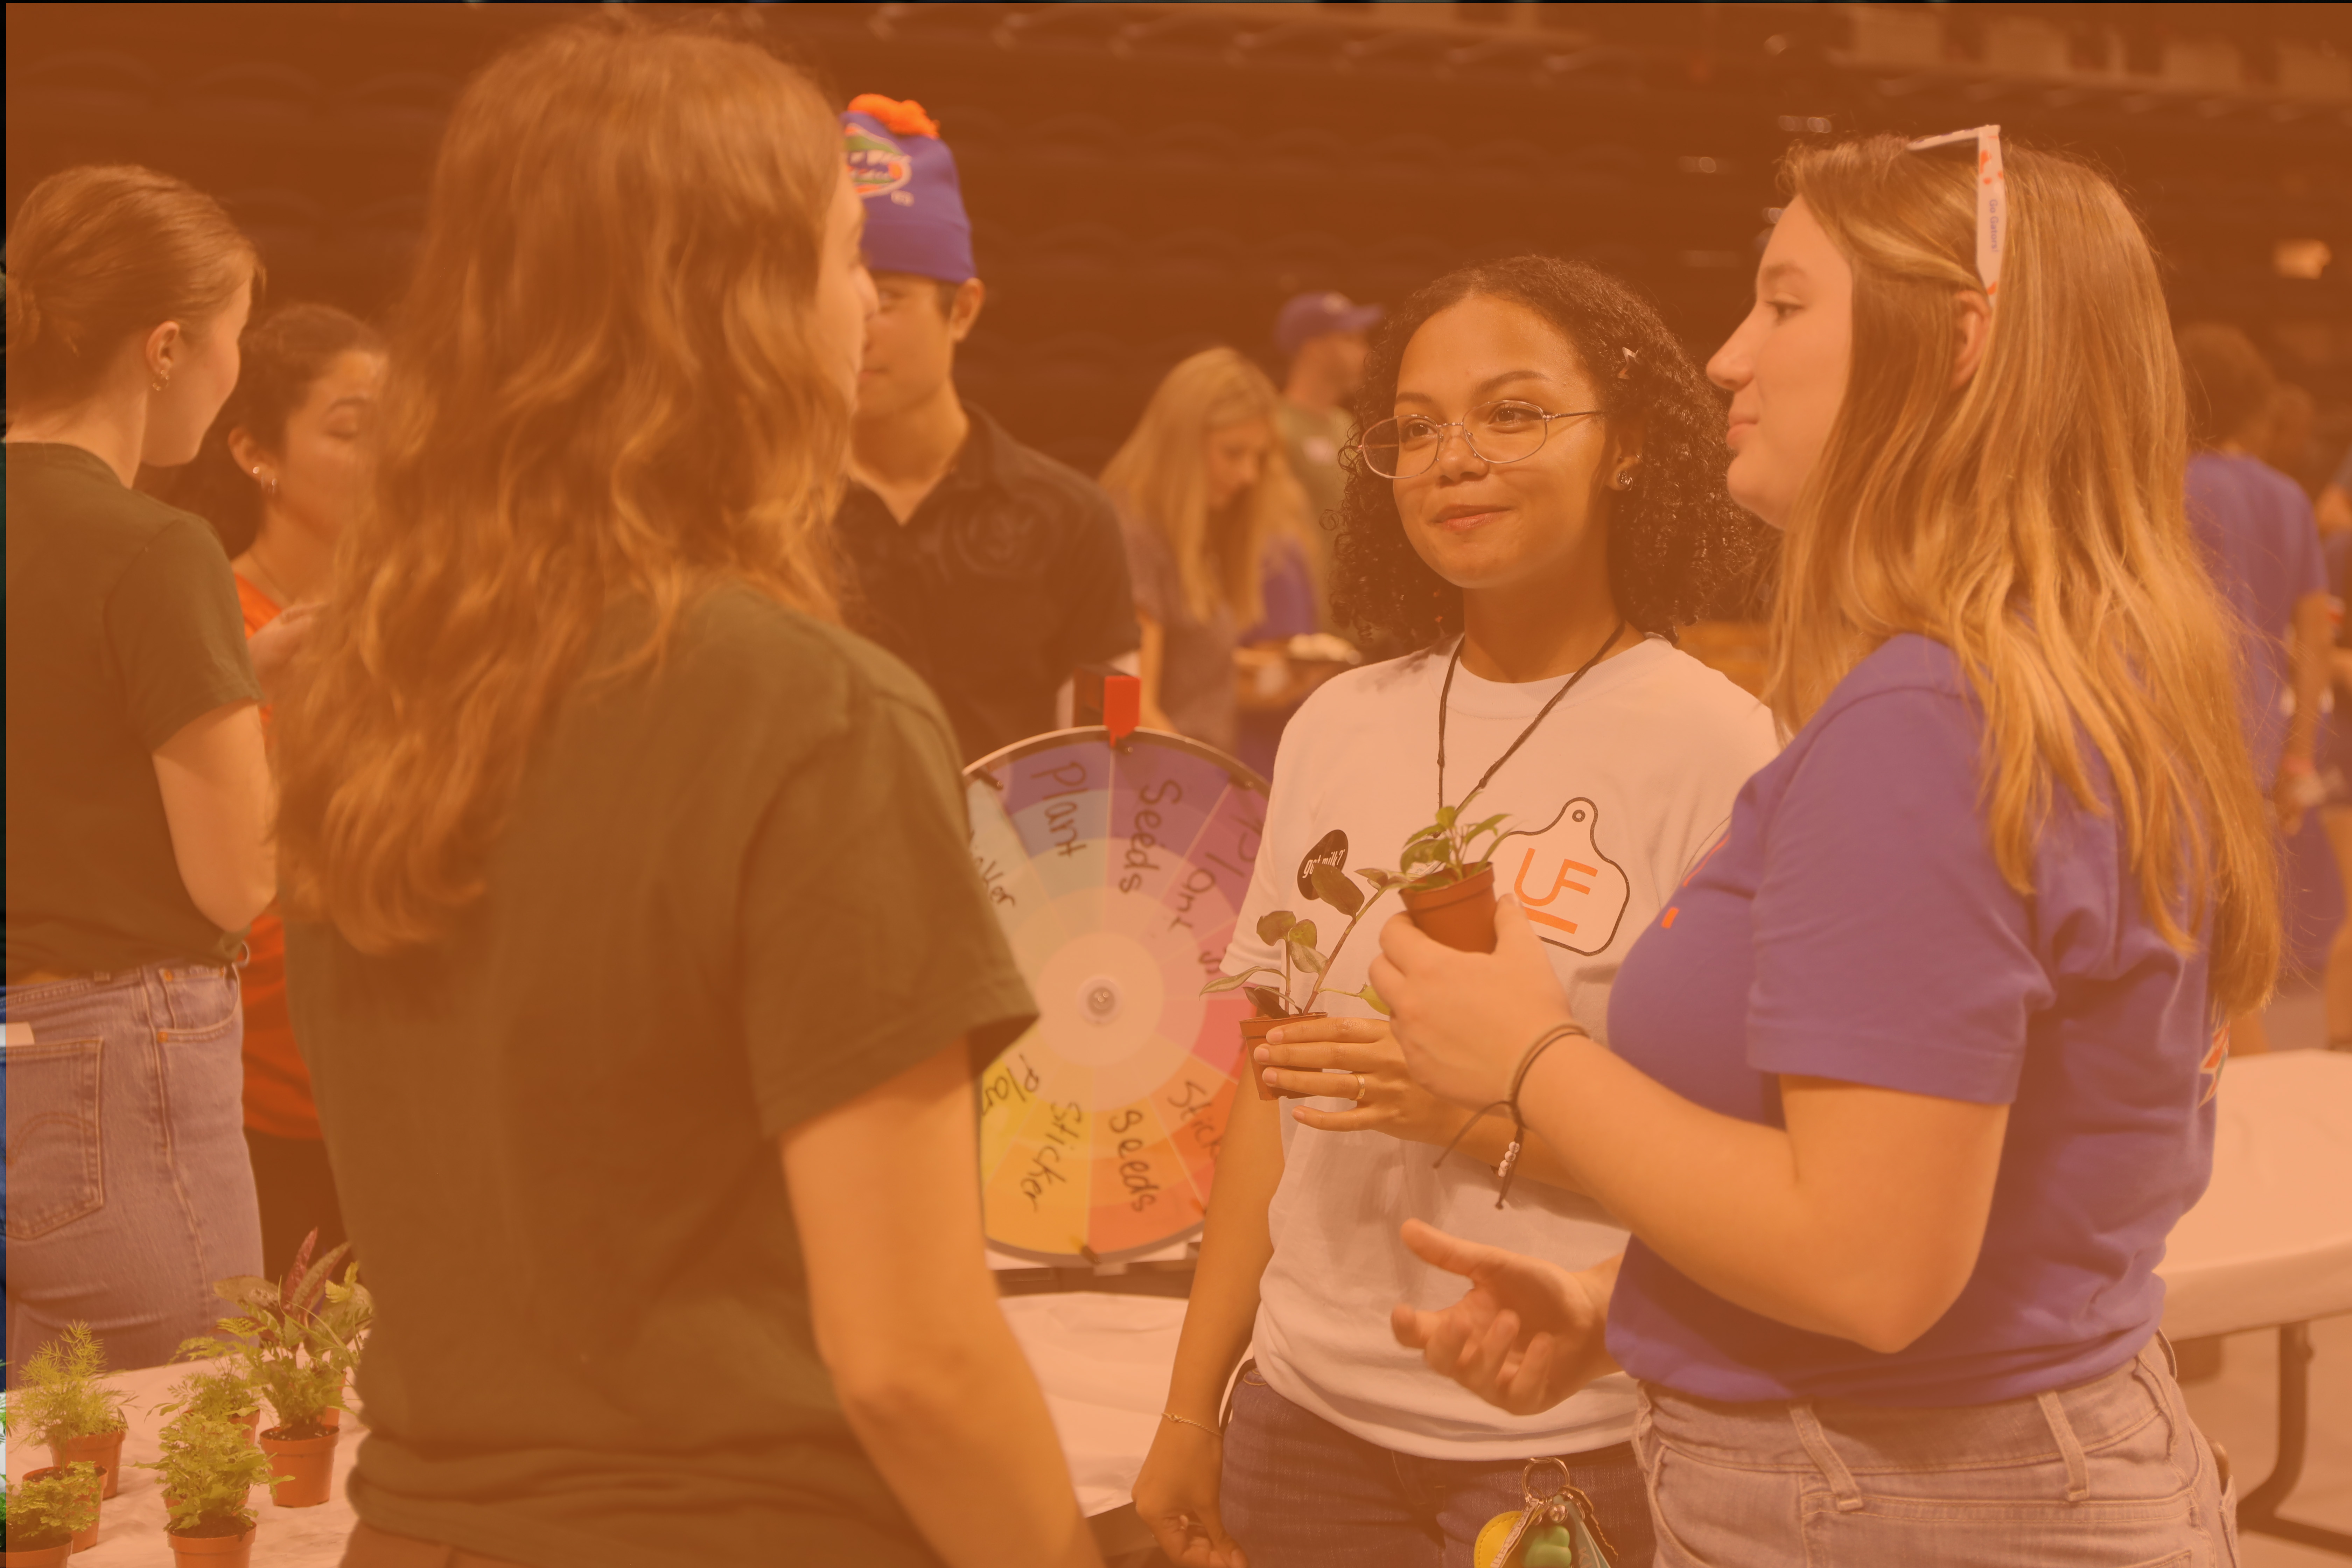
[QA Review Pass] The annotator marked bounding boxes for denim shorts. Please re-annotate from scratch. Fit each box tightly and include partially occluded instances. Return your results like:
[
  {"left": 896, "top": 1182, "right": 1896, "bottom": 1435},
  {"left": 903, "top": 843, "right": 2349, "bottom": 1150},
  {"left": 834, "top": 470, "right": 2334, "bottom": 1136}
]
[
  {"left": 1220, "top": 1366, "right": 1655, "bottom": 1567},
  {"left": 5, "top": 962, "right": 262, "bottom": 1375},
  {"left": 1634, "top": 1337, "right": 2238, "bottom": 1568}
]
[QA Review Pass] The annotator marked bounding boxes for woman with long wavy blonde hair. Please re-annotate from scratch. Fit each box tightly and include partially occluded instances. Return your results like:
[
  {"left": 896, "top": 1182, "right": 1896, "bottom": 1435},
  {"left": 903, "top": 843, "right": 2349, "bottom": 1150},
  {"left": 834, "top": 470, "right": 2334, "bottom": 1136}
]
[
  {"left": 1102, "top": 346, "right": 1320, "bottom": 752},
  {"left": 271, "top": 16, "right": 1098, "bottom": 1568},
  {"left": 1374, "top": 134, "right": 2256, "bottom": 1566}
]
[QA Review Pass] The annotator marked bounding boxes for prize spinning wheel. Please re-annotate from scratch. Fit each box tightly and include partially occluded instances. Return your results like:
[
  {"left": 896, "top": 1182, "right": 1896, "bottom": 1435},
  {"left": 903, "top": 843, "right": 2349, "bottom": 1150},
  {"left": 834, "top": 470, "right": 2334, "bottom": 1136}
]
[{"left": 964, "top": 726, "right": 1267, "bottom": 1265}]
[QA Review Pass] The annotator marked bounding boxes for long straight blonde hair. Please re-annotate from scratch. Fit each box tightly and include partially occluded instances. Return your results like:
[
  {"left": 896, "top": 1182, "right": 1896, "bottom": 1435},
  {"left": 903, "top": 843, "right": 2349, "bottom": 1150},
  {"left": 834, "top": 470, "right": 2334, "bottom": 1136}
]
[
  {"left": 1101, "top": 347, "right": 1310, "bottom": 627},
  {"left": 273, "top": 14, "right": 849, "bottom": 953},
  {"left": 1768, "top": 136, "right": 2277, "bottom": 1017}
]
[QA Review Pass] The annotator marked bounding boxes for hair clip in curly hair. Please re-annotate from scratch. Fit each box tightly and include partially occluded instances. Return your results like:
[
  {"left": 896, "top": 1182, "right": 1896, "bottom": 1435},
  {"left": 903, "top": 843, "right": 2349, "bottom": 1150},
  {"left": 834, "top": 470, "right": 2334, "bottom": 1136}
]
[{"left": 1618, "top": 346, "right": 1638, "bottom": 381}]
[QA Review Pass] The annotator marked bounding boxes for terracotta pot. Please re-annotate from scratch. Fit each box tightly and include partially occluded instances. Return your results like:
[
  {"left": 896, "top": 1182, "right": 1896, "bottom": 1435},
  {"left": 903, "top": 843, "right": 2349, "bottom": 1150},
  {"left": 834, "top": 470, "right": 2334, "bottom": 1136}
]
[
  {"left": 1401, "top": 863, "right": 1497, "bottom": 953},
  {"left": 0, "top": 1542, "right": 76, "bottom": 1568},
  {"left": 1239, "top": 1012, "right": 1327, "bottom": 1100},
  {"left": 240, "top": 1409, "right": 262, "bottom": 1442},
  {"left": 19, "top": 1467, "right": 100, "bottom": 1553},
  {"left": 164, "top": 1526, "right": 255, "bottom": 1568},
  {"left": 258, "top": 1426, "right": 339, "bottom": 1508},
  {"left": 46, "top": 1429, "right": 126, "bottom": 1501}
]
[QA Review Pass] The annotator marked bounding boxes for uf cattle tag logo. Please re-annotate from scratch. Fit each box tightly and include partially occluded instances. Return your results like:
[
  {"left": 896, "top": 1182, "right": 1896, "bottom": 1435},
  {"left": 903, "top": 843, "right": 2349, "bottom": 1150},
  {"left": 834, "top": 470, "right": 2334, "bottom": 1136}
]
[{"left": 1507, "top": 798, "right": 1630, "bottom": 956}]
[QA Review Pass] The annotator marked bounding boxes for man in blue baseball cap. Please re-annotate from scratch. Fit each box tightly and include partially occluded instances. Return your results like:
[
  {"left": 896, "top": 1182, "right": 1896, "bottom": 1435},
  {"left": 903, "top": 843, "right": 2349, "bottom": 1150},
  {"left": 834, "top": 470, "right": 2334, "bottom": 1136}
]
[
  {"left": 1273, "top": 290, "right": 1381, "bottom": 567},
  {"left": 836, "top": 95, "right": 1139, "bottom": 763}
]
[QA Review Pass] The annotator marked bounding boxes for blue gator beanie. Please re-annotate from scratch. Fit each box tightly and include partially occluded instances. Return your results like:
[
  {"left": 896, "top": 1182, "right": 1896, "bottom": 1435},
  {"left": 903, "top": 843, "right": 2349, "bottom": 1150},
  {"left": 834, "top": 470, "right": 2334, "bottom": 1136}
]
[{"left": 841, "top": 95, "right": 976, "bottom": 284}]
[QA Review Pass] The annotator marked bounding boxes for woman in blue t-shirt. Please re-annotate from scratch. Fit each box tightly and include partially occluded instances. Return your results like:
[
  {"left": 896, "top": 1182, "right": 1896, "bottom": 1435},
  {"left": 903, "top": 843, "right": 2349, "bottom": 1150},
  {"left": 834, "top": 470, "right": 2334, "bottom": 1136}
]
[{"left": 1371, "top": 135, "right": 2262, "bottom": 1566}]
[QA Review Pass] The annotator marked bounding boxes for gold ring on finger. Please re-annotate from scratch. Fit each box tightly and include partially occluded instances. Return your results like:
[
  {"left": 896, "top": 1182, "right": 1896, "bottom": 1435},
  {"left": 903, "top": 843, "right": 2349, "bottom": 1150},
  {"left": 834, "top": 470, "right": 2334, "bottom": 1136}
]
[{"left": 1355, "top": 1072, "right": 1368, "bottom": 1101}]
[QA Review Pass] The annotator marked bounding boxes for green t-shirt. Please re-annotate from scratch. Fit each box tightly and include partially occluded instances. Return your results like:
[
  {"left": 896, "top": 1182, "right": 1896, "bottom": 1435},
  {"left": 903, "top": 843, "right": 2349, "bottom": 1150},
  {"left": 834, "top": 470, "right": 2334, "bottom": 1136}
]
[
  {"left": 285, "top": 586, "right": 1037, "bottom": 1568},
  {"left": 4, "top": 442, "right": 263, "bottom": 977}
]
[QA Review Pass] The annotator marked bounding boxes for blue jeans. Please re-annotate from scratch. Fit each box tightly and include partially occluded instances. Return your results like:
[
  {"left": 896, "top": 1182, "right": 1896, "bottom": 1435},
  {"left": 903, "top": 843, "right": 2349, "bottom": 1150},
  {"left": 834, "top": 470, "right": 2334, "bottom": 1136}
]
[
  {"left": 1221, "top": 1367, "right": 1655, "bottom": 1567},
  {"left": 5, "top": 963, "right": 262, "bottom": 1376},
  {"left": 1634, "top": 1337, "right": 2238, "bottom": 1567}
]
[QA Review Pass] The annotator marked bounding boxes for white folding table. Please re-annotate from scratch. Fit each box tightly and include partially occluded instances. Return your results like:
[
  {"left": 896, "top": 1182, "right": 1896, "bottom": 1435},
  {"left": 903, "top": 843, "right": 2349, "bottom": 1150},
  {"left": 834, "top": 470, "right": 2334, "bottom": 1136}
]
[{"left": 2158, "top": 1047, "right": 2352, "bottom": 1556}]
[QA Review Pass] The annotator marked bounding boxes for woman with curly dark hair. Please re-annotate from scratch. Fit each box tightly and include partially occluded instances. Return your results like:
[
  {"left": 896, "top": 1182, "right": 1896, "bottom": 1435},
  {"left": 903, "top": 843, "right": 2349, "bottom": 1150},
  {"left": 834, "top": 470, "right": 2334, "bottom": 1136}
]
[{"left": 1133, "top": 256, "right": 1776, "bottom": 1568}]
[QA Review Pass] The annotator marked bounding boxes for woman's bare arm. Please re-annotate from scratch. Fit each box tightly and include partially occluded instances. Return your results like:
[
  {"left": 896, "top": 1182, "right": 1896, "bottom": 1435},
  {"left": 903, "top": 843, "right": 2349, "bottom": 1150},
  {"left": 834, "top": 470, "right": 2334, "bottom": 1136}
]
[
  {"left": 783, "top": 1040, "right": 1102, "bottom": 1568},
  {"left": 1379, "top": 902, "right": 2009, "bottom": 1354},
  {"left": 152, "top": 701, "right": 273, "bottom": 933}
]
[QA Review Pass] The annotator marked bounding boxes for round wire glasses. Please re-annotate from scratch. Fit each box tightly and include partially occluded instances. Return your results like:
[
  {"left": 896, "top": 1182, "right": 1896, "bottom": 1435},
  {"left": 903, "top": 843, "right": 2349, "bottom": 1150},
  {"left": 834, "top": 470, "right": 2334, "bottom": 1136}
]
[{"left": 1357, "top": 400, "right": 1604, "bottom": 479}]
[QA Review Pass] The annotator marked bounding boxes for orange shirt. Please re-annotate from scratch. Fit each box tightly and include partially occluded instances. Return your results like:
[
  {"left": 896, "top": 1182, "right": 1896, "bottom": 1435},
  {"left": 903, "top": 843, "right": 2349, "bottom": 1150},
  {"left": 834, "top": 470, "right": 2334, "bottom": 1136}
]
[{"left": 234, "top": 573, "right": 319, "bottom": 1140}]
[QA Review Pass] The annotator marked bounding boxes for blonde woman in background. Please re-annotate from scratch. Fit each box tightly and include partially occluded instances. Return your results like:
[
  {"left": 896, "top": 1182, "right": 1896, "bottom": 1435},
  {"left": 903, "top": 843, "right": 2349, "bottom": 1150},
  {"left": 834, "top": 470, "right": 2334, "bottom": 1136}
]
[{"left": 1105, "top": 347, "right": 1331, "bottom": 755}]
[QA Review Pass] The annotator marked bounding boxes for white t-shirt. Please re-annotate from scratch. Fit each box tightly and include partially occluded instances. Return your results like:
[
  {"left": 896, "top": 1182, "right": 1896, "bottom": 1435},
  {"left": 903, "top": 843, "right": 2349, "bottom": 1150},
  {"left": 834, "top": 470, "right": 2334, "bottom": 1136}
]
[{"left": 1226, "top": 635, "right": 1780, "bottom": 1459}]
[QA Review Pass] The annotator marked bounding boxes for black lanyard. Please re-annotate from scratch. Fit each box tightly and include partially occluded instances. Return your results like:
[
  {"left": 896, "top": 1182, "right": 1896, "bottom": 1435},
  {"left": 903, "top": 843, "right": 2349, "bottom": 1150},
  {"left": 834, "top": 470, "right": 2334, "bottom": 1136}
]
[{"left": 1435, "top": 620, "right": 1628, "bottom": 816}]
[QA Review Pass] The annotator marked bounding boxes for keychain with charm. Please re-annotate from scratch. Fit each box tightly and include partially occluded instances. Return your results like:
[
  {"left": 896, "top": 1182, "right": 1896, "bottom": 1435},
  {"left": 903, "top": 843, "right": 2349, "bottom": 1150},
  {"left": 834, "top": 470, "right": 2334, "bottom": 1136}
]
[{"left": 1472, "top": 1457, "right": 1617, "bottom": 1568}]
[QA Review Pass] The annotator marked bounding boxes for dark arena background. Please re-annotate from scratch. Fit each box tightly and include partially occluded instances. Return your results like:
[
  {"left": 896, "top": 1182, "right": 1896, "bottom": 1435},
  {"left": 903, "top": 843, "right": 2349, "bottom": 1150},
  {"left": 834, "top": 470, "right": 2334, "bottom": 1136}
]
[{"left": 8, "top": 2, "right": 2349, "bottom": 481}]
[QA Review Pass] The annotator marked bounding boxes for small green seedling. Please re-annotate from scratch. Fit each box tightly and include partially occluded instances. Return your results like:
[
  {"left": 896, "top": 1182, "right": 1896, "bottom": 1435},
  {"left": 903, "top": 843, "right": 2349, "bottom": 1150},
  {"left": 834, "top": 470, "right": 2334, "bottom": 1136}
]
[
  {"left": 1202, "top": 862, "right": 1400, "bottom": 1017},
  {"left": 1398, "top": 789, "right": 1512, "bottom": 890}
]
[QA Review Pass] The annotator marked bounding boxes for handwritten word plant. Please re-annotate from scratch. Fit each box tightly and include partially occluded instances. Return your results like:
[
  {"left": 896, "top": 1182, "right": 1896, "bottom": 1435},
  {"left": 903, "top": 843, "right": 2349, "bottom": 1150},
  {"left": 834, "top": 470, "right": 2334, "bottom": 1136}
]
[
  {"left": 1399, "top": 790, "right": 1512, "bottom": 889},
  {"left": 6, "top": 1322, "right": 129, "bottom": 1446},
  {"left": 1202, "top": 863, "right": 1401, "bottom": 1017}
]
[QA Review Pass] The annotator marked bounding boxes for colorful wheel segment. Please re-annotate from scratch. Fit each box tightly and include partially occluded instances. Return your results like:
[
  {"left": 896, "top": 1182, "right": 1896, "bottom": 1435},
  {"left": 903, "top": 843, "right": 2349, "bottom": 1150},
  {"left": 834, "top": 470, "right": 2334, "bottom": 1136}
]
[{"left": 965, "top": 727, "right": 1267, "bottom": 1265}]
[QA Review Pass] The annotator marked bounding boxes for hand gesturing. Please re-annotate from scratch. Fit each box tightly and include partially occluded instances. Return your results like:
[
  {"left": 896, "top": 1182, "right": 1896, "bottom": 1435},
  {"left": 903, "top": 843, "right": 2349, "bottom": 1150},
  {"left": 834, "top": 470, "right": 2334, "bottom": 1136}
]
[{"left": 1390, "top": 1219, "right": 1620, "bottom": 1417}]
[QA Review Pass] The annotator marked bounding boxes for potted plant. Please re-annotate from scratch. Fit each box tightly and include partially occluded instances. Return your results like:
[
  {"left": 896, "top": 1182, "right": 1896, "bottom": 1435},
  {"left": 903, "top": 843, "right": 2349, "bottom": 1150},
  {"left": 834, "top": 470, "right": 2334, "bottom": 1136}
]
[
  {"left": 202, "top": 1233, "right": 370, "bottom": 1509},
  {"left": 155, "top": 1366, "right": 263, "bottom": 1446},
  {"left": 140, "top": 1407, "right": 273, "bottom": 1567},
  {"left": 1204, "top": 862, "right": 1398, "bottom": 1098},
  {"left": 7, "top": 1324, "right": 130, "bottom": 1499},
  {"left": 1396, "top": 793, "right": 1513, "bottom": 953},
  {"left": 1, "top": 1463, "right": 102, "bottom": 1566}
]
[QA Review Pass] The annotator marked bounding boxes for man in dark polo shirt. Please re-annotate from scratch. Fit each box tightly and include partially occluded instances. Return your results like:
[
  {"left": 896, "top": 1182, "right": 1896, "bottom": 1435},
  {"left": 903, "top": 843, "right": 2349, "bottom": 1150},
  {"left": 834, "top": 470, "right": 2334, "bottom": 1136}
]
[{"left": 836, "top": 95, "right": 1138, "bottom": 763}]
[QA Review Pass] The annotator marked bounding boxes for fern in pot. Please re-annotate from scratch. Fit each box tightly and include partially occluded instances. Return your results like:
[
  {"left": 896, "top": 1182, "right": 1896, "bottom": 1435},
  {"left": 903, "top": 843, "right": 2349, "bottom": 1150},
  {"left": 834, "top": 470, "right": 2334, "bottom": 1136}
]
[
  {"left": 156, "top": 1364, "right": 264, "bottom": 1445},
  {"left": 139, "top": 1404, "right": 273, "bottom": 1568},
  {"left": 7, "top": 1324, "right": 131, "bottom": 1499},
  {"left": 1, "top": 1462, "right": 102, "bottom": 1567}
]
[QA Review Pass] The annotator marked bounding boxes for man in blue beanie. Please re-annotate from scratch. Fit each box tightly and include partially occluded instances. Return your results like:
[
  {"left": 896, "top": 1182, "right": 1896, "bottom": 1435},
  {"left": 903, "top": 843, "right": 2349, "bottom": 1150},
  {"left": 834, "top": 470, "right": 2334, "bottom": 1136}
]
[{"left": 836, "top": 96, "right": 1139, "bottom": 762}]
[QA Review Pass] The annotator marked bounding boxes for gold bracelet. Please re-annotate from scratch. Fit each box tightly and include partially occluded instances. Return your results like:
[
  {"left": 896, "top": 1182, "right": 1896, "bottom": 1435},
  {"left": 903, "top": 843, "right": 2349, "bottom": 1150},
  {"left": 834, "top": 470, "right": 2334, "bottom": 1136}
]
[{"left": 1162, "top": 1410, "right": 1219, "bottom": 1439}]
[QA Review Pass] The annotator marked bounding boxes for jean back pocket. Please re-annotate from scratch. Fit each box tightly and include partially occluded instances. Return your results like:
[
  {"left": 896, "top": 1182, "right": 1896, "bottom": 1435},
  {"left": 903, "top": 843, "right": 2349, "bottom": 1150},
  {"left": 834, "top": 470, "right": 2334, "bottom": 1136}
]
[{"left": 5, "top": 1039, "right": 105, "bottom": 1239}]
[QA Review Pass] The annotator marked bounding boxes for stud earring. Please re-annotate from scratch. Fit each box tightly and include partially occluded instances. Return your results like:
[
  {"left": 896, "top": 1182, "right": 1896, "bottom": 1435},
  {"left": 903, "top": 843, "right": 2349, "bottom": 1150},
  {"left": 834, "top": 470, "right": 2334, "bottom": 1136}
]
[
  {"left": 1614, "top": 469, "right": 1637, "bottom": 490},
  {"left": 251, "top": 465, "right": 278, "bottom": 497}
]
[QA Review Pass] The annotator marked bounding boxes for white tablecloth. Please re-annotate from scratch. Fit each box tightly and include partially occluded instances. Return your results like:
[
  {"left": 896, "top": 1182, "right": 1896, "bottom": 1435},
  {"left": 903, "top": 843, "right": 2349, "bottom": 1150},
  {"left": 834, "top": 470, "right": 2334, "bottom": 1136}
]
[
  {"left": 30, "top": 1054, "right": 2338, "bottom": 1564},
  {"left": 998, "top": 1292, "right": 1187, "bottom": 1519},
  {"left": 0, "top": 1298, "right": 1186, "bottom": 1566},
  {"left": 2157, "top": 1049, "right": 2352, "bottom": 1339}
]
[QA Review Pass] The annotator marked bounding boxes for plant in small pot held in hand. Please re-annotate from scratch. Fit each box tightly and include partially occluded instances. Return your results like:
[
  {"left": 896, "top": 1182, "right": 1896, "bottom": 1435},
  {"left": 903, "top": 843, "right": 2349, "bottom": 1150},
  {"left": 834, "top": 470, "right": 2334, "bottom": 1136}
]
[
  {"left": 1, "top": 1462, "right": 103, "bottom": 1567},
  {"left": 7, "top": 1322, "right": 132, "bottom": 1499},
  {"left": 139, "top": 1405, "right": 273, "bottom": 1568},
  {"left": 201, "top": 1231, "right": 371, "bottom": 1509},
  {"left": 1396, "top": 791, "right": 1513, "bottom": 953},
  {"left": 1204, "top": 862, "right": 1400, "bottom": 1099}
]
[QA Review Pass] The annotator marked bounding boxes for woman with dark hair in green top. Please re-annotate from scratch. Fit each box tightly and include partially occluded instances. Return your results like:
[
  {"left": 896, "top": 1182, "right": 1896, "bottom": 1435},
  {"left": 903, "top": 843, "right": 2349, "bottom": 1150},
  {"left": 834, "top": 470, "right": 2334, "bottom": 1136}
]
[{"left": 5, "top": 163, "right": 277, "bottom": 1374}]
